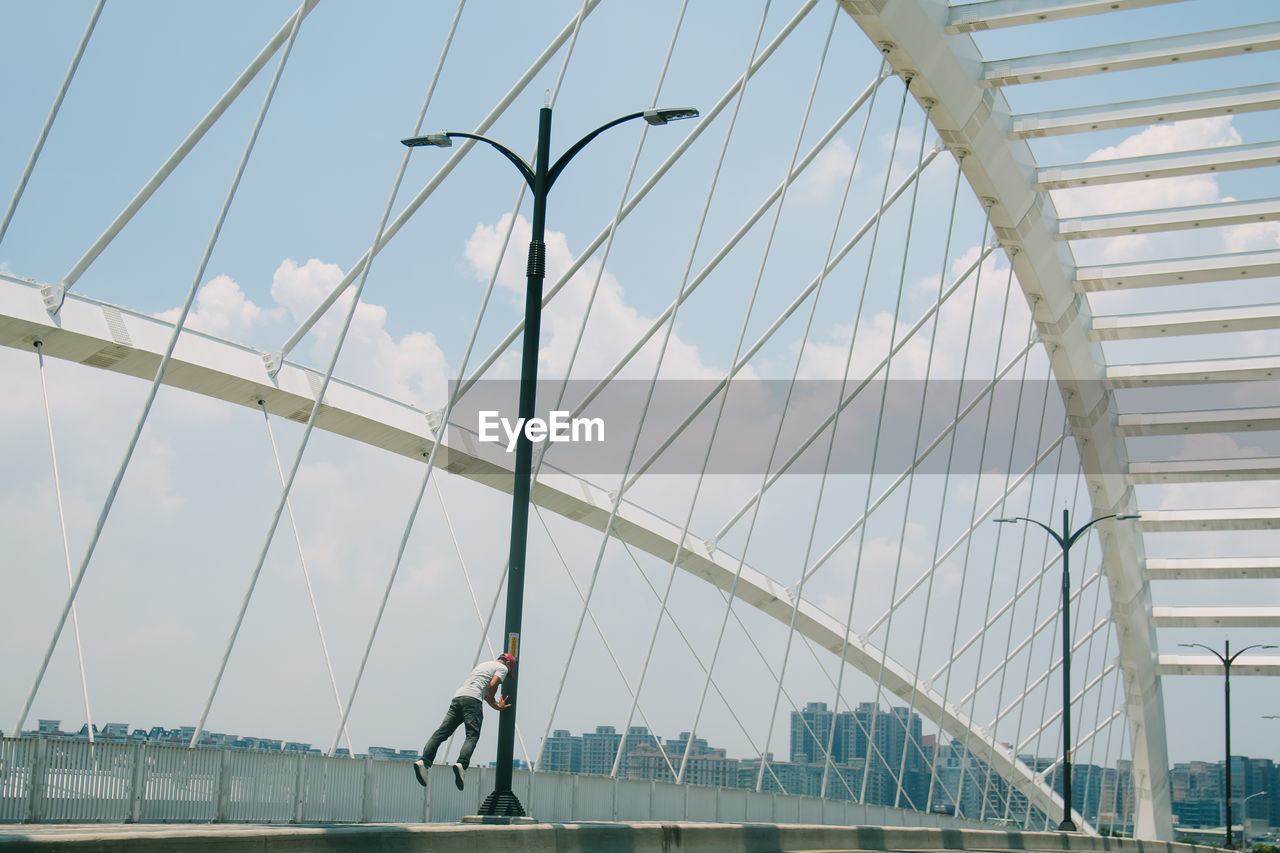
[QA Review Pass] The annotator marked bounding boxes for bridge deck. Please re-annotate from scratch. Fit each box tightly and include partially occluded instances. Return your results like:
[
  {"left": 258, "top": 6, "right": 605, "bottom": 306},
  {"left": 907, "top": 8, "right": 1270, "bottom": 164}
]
[{"left": 0, "top": 822, "right": 1216, "bottom": 853}]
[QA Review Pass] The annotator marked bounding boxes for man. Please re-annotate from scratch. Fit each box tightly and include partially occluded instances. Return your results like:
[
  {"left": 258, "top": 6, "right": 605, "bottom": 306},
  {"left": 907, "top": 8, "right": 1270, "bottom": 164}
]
[{"left": 413, "top": 652, "right": 514, "bottom": 791}]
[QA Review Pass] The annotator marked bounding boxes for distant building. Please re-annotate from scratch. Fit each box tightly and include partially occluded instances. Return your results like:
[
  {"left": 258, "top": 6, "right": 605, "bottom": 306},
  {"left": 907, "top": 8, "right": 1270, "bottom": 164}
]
[
  {"left": 580, "top": 725, "right": 623, "bottom": 776},
  {"left": 790, "top": 702, "right": 834, "bottom": 765},
  {"left": 740, "top": 756, "right": 832, "bottom": 798},
  {"left": 1171, "top": 757, "right": 1275, "bottom": 835},
  {"left": 789, "top": 702, "right": 929, "bottom": 808},
  {"left": 368, "top": 745, "right": 415, "bottom": 761},
  {"left": 666, "top": 733, "right": 739, "bottom": 788},
  {"left": 539, "top": 729, "right": 583, "bottom": 773},
  {"left": 574, "top": 725, "right": 660, "bottom": 776},
  {"left": 101, "top": 723, "right": 129, "bottom": 740}
]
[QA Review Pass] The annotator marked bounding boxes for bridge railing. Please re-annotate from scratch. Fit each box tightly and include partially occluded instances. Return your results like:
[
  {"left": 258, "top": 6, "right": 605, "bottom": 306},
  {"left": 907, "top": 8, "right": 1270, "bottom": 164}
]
[{"left": 0, "top": 737, "right": 991, "bottom": 827}]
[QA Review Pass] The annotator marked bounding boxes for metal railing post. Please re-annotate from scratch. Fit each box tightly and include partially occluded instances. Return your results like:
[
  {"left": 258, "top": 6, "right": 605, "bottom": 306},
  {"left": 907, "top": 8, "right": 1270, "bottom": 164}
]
[
  {"left": 216, "top": 749, "right": 231, "bottom": 822},
  {"left": 361, "top": 757, "right": 374, "bottom": 823},
  {"left": 26, "top": 739, "right": 48, "bottom": 823},
  {"left": 128, "top": 744, "right": 147, "bottom": 823},
  {"left": 423, "top": 766, "right": 431, "bottom": 823},
  {"left": 292, "top": 754, "right": 305, "bottom": 823}
]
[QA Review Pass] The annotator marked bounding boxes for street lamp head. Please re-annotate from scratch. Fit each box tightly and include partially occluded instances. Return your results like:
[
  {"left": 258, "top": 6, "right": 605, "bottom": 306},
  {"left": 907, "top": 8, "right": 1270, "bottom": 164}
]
[
  {"left": 401, "top": 132, "right": 453, "bottom": 148},
  {"left": 993, "top": 518, "right": 1019, "bottom": 524},
  {"left": 1114, "top": 514, "right": 1141, "bottom": 520},
  {"left": 643, "top": 107, "right": 699, "bottom": 126}
]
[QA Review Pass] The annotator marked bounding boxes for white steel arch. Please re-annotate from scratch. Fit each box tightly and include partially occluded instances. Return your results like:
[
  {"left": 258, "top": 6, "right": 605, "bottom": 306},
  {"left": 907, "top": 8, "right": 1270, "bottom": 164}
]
[
  {"left": 836, "top": 0, "right": 1280, "bottom": 839},
  {"left": 0, "top": 272, "right": 1078, "bottom": 825},
  {"left": 2, "top": 1, "right": 1278, "bottom": 840}
]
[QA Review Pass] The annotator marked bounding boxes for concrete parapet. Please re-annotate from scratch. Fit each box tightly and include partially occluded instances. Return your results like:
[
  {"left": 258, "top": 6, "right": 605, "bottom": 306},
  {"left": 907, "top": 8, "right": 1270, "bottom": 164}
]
[{"left": 0, "top": 822, "right": 1218, "bottom": 853}]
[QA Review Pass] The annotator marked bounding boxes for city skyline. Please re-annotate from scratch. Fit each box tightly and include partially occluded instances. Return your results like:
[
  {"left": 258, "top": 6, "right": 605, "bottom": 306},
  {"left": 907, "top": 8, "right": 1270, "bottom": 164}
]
[
  {"left": 14, "top": 694, "right": 1279, "bottom": 776},
  {"left": 13, "top": 699, "right": 1279, "bottom": 835},
  {"left": 3, "top": 4, "right": 1278, "bottom": 830}
]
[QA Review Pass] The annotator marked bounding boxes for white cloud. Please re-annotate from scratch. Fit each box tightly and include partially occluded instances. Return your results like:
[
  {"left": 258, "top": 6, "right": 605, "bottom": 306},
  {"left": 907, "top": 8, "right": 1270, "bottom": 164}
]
[
  {"left": 793, "top": 245, "right": 1021, "bottom": 382},
  {"left": 1048, "top": 119, "right": 1212, "bottom": 265},
  {"left": 1086, "top": 116, "right": 1241, "bottom": 161},
  {"left": 269, "top": 258, "right": 451, "bottom": 408},
  {"left": 1170, "top": 432, "right": 1269, "bottom": 462},
  {"left": 1149, "top": 433, "right": 1277, "bottom": 511},
  {"left": 1049, "top": 117, "right": 1267, "bottom": 263},
  {"left": 464, "top": 214, "right": 730, "bottom": 381},
  {"left": 153, "top": 260, "right": 452, "bottom": 410},
  {"left": 156, "top": 274, "right": 282, "bottom": 341},
  {"left": 1222, "top": 219, "right": 1280, "bottom": 253},
  {"left": 796, "top": 139, "right": 857, "bottom": 201}
]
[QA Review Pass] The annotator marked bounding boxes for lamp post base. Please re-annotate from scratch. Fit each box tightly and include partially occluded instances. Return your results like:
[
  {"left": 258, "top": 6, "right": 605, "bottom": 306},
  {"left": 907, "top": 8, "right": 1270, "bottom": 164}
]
[
  {"left": 477, "top": 789, "right": 525, "bottom": 817},
  {"left": 1058, "top": 819, "right": 1078, "bottom": 832},
  {"left": 462, "top": 814, "right": 536, "bottom": 825}
]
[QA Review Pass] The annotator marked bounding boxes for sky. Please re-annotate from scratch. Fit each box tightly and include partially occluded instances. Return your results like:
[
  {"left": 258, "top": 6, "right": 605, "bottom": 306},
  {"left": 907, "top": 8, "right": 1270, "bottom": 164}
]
[{"left": 1, "top": 0, "right": 1278, "bottom": 807}]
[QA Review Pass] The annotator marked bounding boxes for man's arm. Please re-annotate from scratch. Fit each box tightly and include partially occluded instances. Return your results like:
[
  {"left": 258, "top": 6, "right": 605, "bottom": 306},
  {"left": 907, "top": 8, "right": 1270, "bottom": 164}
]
[{"left": 484, "top": 674, "right": 510, "bottom": 710}]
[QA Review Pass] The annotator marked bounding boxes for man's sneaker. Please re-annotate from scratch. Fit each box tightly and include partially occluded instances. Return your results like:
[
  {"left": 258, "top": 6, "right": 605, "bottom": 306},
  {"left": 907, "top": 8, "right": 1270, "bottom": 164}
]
[
  {"left": 451, "top": 762, "right": 465, "bottom": 791},
  {"left": 413, "top": 759, "right": 428, "bottom": 787}
]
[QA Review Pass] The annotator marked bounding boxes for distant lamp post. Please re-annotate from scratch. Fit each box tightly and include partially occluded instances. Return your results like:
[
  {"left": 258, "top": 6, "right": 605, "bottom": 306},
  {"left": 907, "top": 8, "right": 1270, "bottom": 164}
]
[
  {"left": 1240, "top": 790, "right": 1267, "bottom": 850},
  {"left": 402, "top": 103, "right": 697, "bottom": 818},
  {"left": 1178, "top": 641, "right": 1277, "bottom": 849},
  {"left": 994, "top": 509, "right": 1139, "bottom": 831}
]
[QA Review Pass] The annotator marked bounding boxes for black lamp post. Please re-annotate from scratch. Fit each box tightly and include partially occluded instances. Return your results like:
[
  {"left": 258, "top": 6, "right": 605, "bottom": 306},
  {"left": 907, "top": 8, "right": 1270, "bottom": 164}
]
[
  {"left": 403, "top": 104, "right": 697, "bottom": 817},
  {"left": 1179, "top": 640, "right": 1277, "bottom": 848},
  {"left": 994, "top": 509, "right": 1139, "bottom": 831}
]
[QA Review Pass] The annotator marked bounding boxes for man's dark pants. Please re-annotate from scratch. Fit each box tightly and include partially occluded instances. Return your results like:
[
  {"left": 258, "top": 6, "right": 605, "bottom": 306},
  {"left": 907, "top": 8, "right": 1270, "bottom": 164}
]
[{"left": 422, "top": 696, "right": 483, "bottom": 768}]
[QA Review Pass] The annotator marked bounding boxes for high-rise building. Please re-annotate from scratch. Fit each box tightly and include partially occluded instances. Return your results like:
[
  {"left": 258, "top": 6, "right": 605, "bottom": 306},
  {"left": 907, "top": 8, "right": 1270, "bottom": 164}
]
[
  {"left": 578, "top": 725, "right": 660, "bottom": 777},
  {"left": 1171, "top": 761, "right": 1225, "bottom": 828},
  {"left": 740, "top": 756, "right": 826, "bottom": 798},
  {"left": 790, "top": 702, "right": 834, "bottom": 765},
  {"left": 1240, "top": 757, "right": 1274, "bottom": 825},
  {"left": 539, "top": 729, "right": 583, "bottom": 773},
  {"left": 787, "top": 700, "right": 933, "bottom": 808},
  {"left": 580, "top": 725, "right": 623, "bottom": 776},
  {"left": 1097, "top": 760, "right": 1134, "bottom": 834},
  {"left": 624, "top": 741, "right": 676, "bottom": 782}
]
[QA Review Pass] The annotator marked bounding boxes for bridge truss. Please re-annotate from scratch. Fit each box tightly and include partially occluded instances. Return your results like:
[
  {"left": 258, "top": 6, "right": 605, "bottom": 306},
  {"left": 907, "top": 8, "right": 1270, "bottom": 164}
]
[{"left": 2, "top": 0, "right": 1278, "bottom": 839}]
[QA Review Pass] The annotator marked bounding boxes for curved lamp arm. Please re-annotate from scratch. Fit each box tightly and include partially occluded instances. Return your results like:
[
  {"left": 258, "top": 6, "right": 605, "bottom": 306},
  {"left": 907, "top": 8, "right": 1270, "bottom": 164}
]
[
  {"left": 993, "top": 515, "right": 1064, "bottom": 547},
  {"left": 547, "top": 111, "right": 644, "bottom": 188},
  {"left": 403, "top": 131, "right": 534, "bottom": 187},
  {"left": 993, "top": 512, "right": 1139, "bottom": 549},
  {"left": 1063, "top": 513, "right": 1139, "bottom": 549},
  {"left": 1229, "top": 642, "right": 1277, "bottom": 663},
  {"left": 403, "top": 107, "right": 697, "bottom": 194},
  {"left": 549, "top": 107, "right": 698, "bottom": 187},
  {"left": 1179, "top": 642, "right": 1228, "bottom": 665},
  {"left": 1179, "top": 642, "right": 1277, "bottom": 665}
]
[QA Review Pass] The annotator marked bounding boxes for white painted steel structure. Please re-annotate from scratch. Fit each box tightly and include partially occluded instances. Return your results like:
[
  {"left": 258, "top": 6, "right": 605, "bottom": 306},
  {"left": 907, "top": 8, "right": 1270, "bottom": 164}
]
[{"left": 1, "top": 0, "right": 1277, "bottom": 839}]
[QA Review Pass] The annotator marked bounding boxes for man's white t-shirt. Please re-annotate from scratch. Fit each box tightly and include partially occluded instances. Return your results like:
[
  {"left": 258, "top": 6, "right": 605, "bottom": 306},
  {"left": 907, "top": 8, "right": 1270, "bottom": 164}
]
[{"left": 453, "top": 660, "right": 509, "bottom": 701}]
